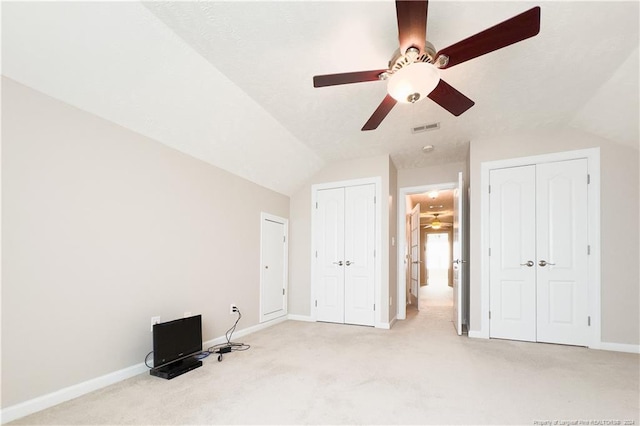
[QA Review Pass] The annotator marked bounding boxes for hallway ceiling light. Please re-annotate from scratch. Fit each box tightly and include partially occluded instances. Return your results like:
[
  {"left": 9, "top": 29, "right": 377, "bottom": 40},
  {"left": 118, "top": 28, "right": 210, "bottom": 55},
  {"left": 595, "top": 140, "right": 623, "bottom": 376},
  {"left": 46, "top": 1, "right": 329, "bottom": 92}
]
[
  {"left": 428, "top": 190, "right": 439, "bottom": 199},
  {"left": 431, "top": 217, "right": 442, "bottom": 229}
]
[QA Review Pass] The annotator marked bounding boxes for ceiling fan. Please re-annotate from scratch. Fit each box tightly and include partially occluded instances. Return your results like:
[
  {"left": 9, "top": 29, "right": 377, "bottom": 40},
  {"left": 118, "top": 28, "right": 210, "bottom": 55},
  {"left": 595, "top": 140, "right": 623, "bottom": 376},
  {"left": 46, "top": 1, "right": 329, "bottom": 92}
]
[
  {"left": 313, "top": 2, "right": 541, "bottom": 131},
  {"left": 423, "top": 214, "right": 451, "bottom": 230}
]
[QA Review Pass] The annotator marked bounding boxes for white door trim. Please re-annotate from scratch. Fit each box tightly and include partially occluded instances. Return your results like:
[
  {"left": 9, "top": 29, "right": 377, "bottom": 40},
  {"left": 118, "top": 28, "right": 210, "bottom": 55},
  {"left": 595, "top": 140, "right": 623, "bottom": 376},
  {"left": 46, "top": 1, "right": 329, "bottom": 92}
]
[
  {"left": 453, "top": 172, "right": 464, "bottom": 336},
  {"left": 259, "top": 212, "right": 288, "bottom": 323},
  {"left": 479, "top": 148, "right": 601, "bottom": 347},
  {"left": 397, "top": 182, "right": 456, "bottom": 320},
  {"left": 311, "top": 177, "right": 383, "bottom": 328}
]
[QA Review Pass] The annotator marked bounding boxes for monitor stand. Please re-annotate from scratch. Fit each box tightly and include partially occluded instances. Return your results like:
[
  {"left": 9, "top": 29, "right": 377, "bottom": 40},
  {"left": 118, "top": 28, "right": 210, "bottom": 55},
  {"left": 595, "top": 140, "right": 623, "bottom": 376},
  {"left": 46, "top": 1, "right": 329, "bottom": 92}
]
[{"left": 150, "top": 356, "right": 202, "bottom": 380}]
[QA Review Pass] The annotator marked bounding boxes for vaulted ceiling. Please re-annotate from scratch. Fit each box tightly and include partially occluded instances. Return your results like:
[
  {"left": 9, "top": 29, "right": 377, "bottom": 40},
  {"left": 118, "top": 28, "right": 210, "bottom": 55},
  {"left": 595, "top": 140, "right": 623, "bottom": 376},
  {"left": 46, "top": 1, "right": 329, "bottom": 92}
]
[{"left": 3, "top": 1, "right": 638, "bottom": 196}]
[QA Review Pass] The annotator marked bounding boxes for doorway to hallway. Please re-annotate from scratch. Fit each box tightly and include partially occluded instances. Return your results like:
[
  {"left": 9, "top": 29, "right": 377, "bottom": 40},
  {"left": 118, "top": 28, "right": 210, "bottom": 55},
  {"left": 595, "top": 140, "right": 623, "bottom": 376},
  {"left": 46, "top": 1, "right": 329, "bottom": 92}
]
[
  {"left": 402, "top": 187, "right": 455, "bottom": 313},
  {"left": 398, "top": 173, "right": 468, "bottom": 334}
]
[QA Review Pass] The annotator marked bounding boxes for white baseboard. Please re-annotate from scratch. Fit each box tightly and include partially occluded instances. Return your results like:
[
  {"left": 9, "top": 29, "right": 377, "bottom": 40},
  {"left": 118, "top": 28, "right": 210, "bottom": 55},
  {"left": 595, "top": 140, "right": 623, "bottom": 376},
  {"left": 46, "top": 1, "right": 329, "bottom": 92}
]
[
  {"left": 388, "top": 317, "right": 397, "bottom": 329},
  {"left": 287, "top": 314, "right": 314, "bottom": 322},
  {"left": 376, "top": 321, "right": 392, "bottom": 329},
  {"left": 468, "top": 330, "right": 489, "bottom": 339},
  {"left": 597, "top": 341, "right": 640, "bottom": 354},
  {"left": 465, "top": 332, "right": 639, "bottom": 354},
  {"left": 0, "top": 363, "right": 147, "bottom": 424},
  {"left": 203, "top": 315, "right": 288, "bottom": 348},
  {"left": 0, "top": 317, "right": 286, "bottom": 425}
]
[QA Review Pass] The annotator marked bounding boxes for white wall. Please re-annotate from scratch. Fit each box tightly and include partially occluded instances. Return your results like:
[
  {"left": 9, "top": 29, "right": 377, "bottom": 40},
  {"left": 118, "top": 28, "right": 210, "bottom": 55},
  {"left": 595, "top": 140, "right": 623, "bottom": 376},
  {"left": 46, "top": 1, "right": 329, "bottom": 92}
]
[
  {"left": 469, "top": 128, "right": 639, "bottom": 345},
  {"left": 397, "top": 162, "right": 466, "bottom": 189},
  {"left": 1, "top": 78, "right": 290, "bottom": 408},
  {"left": 288, "top": 155, "right": 392, "bottom": 323}
]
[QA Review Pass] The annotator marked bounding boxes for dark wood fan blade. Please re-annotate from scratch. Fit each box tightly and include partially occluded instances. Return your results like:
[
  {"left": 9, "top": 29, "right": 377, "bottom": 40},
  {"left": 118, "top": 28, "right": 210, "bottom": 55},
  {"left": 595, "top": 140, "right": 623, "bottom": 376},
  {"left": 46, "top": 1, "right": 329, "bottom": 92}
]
[
  {"left": 362, "top": 95, "right": 397, "bottom": 131},
  {"left": 436, "top": 6, "right": 540, "bottom": 69},
  {"left": 396, "top": 1, "right": 428, "bottom": 55},
  {"left": 313, "top": 70, "right": 387, "bottom": 87},
  {"left": 427, "top": 80, "right": 475, "bottom": 116}
]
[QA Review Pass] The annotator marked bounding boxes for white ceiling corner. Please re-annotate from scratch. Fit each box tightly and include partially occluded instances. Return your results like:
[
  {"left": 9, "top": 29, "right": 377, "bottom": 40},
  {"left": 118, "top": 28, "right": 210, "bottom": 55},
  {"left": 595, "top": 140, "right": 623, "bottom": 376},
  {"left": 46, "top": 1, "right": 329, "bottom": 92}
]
[{"left": 569, "top": 46, "right": 640, "bottom": 151}]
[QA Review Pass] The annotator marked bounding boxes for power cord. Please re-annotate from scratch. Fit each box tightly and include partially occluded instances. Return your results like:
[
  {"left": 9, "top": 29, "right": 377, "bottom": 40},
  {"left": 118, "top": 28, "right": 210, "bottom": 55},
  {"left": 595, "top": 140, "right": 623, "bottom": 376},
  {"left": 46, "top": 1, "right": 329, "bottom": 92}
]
[
  {"left": 194, "top": 351, "right": 210, "bottom": 360},
  {"left": 207, "top": 308, "right": 250, "bottom": 361}
]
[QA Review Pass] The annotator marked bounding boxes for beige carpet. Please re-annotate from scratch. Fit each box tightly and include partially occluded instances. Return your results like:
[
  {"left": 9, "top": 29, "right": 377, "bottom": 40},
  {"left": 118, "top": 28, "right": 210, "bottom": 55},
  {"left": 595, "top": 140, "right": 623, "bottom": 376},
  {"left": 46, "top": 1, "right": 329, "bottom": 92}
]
[{"left": 9, "top": 300, "right": 639, "bottom": 425}]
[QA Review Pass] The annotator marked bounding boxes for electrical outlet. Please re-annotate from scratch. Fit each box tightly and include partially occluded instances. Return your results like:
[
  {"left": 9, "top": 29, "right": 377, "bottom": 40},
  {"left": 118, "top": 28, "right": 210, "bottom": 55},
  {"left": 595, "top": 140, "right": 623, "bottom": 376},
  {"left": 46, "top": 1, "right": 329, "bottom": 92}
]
[
  {"left": 184, "top": 311, "right": 192, "bottom": 318},
  {"left": 150, "top": 316, "right": 161, "bottom": 332},
  {"left": 230, "top": 304, "right": 238, "bottom": 314}
]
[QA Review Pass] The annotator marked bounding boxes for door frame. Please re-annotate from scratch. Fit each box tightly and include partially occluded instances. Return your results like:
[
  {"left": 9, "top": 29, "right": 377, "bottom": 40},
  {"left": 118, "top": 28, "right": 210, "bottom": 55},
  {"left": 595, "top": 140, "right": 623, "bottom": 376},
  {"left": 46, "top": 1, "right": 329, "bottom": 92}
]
[
  {"left": 311, "top": 177, "right": 383, "bottom": 327},
  {"left": 453, "top": 170, "right": 464, "bottom": 335},
  {"left": 397, "top": 182, "right": 457, "bottom": 320},
  {"left": 259, "top": 212, "right": 289, "bottom": 323},
  {"left": 478, "top": 148, "right": 601, "bottom": 347}
]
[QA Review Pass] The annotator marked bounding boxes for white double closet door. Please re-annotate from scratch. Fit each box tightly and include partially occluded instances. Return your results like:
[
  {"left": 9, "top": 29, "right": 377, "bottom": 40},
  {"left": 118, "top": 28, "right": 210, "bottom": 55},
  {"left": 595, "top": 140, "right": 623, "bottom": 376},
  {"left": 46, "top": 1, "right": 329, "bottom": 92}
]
[
  {"left": 489, "top": 158, "right": 589, "bottom": 346},
  {"left": 316, "top": 184, "right": 375, "bottom": 326}
]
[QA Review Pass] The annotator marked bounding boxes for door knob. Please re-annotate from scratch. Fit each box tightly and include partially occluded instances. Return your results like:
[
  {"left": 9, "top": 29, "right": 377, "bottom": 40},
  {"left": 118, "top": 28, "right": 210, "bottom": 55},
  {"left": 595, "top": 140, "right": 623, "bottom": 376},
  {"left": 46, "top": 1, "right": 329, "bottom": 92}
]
[
  {"left": 538, "top": 260, "right": 555, "bottom": 267},
  {"left": 520, "top": 261, "right": 534, "bottom": 267},
  {"left": 345, "top": 261, "right": 353, "bottom": 266},
  {"left": 453, "top": 259, "right": 467, "bottom": 265},
  {"left": 332, "top": 261, "right": 343, "bottom": 266}
]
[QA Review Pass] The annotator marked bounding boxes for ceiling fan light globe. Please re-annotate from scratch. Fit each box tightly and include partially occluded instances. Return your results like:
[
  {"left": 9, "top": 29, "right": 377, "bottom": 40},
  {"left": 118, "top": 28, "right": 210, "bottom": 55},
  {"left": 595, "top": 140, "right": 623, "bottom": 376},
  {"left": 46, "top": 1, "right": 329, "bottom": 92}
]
[{"left": 387, "top": 63, "right": 440, "bottom": 104}]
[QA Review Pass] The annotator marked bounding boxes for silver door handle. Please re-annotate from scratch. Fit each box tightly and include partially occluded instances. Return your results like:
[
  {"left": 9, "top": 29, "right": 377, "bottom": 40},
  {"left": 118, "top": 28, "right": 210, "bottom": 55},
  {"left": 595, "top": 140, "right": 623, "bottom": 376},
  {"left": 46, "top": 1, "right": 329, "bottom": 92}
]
[
  {"left": 453, "top": 259, "right": 467, "bottom": 264},
  {"left": 538, "top": 260, "right": 555, "bottom": 267},
  {"left": 520, "top": 261, "right": 534, "bottom": 267},
  {"left": 332, "top": 261, "right": 343, "bottom": 266},
  {"left": 411, "top": 261, "right": 421, "bottom": 264},
  {"left": 345, "top": 261, "right": 353, "bottom": 266}
]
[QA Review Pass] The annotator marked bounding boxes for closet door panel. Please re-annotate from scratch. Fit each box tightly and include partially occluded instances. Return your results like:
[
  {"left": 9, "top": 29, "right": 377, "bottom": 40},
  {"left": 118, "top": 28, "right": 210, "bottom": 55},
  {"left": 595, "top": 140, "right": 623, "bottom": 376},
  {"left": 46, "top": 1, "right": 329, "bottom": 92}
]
[
  {"left": 489, "top": 166, "right": 537, "bottom": 342},
  {"left": 344, "top": 184, "right": 376, "bottom": 326},
  {"left": 536, "top": 159, "right": 589, "bottom": 346},
  {"left": 316, "top": 188, "right": 345, "bottom": 323}
]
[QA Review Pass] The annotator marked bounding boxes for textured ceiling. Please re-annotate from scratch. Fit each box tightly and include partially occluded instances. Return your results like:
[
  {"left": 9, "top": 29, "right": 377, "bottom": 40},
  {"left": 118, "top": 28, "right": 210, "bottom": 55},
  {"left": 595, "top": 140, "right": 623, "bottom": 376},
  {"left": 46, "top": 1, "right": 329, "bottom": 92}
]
[
  {"left": 3, "top": 1, "right": 638, "bottom": 196},
  {"left": 145, "top": 1, "right": 639, "bottom": 165}
]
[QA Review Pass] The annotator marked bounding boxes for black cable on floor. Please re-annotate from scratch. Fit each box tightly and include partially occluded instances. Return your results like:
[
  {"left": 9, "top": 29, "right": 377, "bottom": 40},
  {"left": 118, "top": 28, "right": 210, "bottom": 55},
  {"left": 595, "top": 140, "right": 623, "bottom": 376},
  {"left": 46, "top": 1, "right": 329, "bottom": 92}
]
[{"left": 207, "top": 308, "right": 251, "bottom": 354}]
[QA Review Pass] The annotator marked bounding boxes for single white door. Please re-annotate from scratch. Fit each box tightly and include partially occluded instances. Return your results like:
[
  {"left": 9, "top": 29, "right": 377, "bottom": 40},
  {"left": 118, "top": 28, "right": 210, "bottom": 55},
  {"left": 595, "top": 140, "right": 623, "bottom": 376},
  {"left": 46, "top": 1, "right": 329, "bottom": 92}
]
[
  {"left": 452, "top": 172, "right": 464, "bottom": 335},
  {"left": 409, "top": 203, "right": 421, "bottom": 310},
  {"left": 344, "top": 184, "right": 376, "bottom": 326},
  {"left": 536, "top": 159, "right": 589, "bottom": 346},
  {"left": 260, "top": 214, "right": 288, "bottom": 322},
  {"left": 316, "top": 187, "right": 345, "bottom": 323},
  {"left": 489, "top": 166, "right": 537, "bottom": 342}
]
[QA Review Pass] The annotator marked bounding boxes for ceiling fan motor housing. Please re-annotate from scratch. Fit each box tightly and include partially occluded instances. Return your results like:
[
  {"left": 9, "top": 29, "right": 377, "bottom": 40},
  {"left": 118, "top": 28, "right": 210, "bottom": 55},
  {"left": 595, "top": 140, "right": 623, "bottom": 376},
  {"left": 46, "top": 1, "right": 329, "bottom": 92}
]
[{"left": 388, "top": 41, "right": 437, "bottom": 73}]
